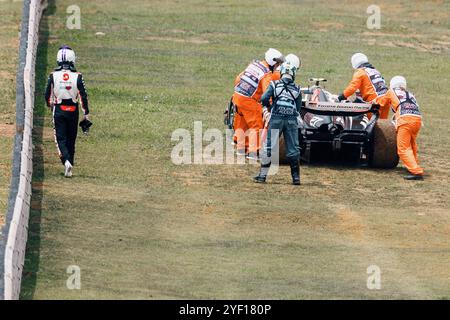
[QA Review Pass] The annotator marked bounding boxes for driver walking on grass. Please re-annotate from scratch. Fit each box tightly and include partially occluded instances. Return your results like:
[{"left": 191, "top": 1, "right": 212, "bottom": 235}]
[{"left": 44, "top": 45, "right": 90, "bottom": 178}]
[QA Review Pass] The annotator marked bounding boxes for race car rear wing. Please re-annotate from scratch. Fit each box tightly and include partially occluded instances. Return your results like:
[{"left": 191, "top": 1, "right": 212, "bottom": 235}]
[{"left": 303, "top": 101, "right": 380, "bottom": 117}]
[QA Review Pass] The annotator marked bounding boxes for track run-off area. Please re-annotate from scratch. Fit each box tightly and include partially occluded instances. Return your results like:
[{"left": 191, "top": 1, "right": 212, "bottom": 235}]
[{"left": 5, "top": 0, "right": 449, "bottom": 299}]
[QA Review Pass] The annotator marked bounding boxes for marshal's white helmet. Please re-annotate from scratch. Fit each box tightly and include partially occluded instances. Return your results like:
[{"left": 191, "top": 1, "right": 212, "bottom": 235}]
[
  {"left": 351, "top": 52, "right": 368, "bottom": 69},
  {"left": 285, "top": 53, "right": 301, "bottom": 69},
  {"left": 57, "top": 45, "right": 76, "bottom": 64},
  {"left": 265, "top": 48, "right": 284, "bottom": 67},
  {"left": 390, "top": 76, "right": 407, "bottom": 90}
]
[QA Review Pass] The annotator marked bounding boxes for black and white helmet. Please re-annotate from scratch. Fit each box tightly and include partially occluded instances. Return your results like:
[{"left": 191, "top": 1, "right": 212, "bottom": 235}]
[{"left": 57, "top": 45, "right": 76, "bottom": 65}]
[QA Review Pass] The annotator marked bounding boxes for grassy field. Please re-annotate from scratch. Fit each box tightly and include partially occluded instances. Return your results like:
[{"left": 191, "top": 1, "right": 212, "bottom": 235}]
[
  {"left": 0, "top": 2, "right": 22, "bottom": 224},
  {"left": 19, "top": 0, "right": 449, "bottom": 299}
]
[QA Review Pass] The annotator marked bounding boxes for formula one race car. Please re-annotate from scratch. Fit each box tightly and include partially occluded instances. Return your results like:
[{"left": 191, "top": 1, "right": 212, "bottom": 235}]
[{"left": 224, "top": 78, "right": 399, "bottom": 168}]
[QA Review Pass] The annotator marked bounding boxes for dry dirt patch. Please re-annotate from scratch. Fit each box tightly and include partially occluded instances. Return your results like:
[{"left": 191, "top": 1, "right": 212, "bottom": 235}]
[
  {"left": 329, "top": 204, "right": 365, "bottom": 241},
  {"left": 169, "top": 29, "right": 187, "bottom": 34},
  {"left": 362, "top": 38, "right": 449, "bottom": 53},
  {"left": 0, "top": 70, "right": 14, "bottom": 81},
  {"left": 361, "top": 30, "right": 450, "bottom": 54},
  {"left": 361, "top": 31, "right": 425, "bottom": 39},
  {"left": 139, "top": 36, "right": 209, "bottom": 44},
  {"left": 311, "top": 22, "right": 344, "bottom": 32},
  {"left": 0, "top": 123, "right": 15, "bottom": 137}
]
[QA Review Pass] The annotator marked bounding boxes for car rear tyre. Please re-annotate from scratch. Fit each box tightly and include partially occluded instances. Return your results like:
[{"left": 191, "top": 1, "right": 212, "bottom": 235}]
[
  {"left": 369, "top": 119, "right": 399, "bottom": 168},
  {"left": 278, "top": 135, "right": 289, "bottom": 164}
]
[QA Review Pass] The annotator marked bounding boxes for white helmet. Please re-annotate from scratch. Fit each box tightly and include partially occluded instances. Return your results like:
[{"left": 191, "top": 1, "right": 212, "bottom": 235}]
[
  {"left": 265, "top": 48, "right": 284, "bottom": 67},
  {"left": 351, "top": 52, "right": 368, "bottom": 69},
  {"left": 280, "top": 61, "right": 297, "bottom": 80},
  {"left": 285, "top": 53, "right": 301, "bottom": 69},
  {"left": 57, "top": 45, "right": 76, "bottom": 64},
  {"left": 390, "top": 76, "right": 407, "bottom": 89}
]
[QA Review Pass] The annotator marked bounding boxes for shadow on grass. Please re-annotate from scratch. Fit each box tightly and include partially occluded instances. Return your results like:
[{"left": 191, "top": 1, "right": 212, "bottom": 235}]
[
  {"left": 302, "top": 161, "right": 405, "bottom": 173},
  {"left": 20, "top": 0, "right": 55, "bottom": 300},
  {"left": 299, "top": 148, "right": 404, "bottom": 173}
]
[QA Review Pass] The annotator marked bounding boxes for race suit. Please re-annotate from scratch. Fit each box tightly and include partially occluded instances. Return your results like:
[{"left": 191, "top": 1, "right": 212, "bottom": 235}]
[
  {"left": 260, "top": 77, "right": 302, "bottom": 165},
  {"left": 377, "top": 88, "right": 423, "bottom": 175},
  {"left": 342, "top": 63, "right": 389, "bottom": 119},
  {"left": 44, "top": 66, "right": 89, "bottom": 165},
  {"left": 232, "top": 60, "right": 274, "bottom": 153}
]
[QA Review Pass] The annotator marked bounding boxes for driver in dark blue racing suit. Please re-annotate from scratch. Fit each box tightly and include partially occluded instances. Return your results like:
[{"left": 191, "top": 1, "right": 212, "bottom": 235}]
[{"left": 254, "top": 54, "right": 302, "bottom": 185}]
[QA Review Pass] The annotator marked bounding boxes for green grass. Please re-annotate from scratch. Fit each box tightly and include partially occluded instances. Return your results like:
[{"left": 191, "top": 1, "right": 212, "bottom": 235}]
[
  {"left": 19, "top": 0, "right": 450, "bottom": 299},
  {"left": 0, "top": 1, "right": 22, "bottom": 223}
]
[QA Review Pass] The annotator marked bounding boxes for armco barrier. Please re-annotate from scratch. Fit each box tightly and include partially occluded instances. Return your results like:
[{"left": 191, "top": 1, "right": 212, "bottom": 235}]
[{"left": 0, "top": 0, "right": 47, "bottom": 300}]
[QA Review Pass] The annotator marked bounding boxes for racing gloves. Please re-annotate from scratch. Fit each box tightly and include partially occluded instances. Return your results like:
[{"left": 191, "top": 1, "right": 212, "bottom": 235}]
[
  {"left": 79, "top": 118, "right": 93, "bottom": 135},
  {"left": 337, "top": 93, "right": 346, "bottom": 102}
]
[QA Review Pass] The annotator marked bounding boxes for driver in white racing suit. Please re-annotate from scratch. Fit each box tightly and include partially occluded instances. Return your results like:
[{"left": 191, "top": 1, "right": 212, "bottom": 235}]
[{"left": 44, "top": 45, "right": 90, "bottom": 177}]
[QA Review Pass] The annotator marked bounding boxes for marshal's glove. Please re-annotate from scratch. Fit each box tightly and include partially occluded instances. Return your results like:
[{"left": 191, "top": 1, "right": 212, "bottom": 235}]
[
  {"left": 371, "top": 103, "right": 381, "bottom": 112},
  {"left": 79, "top": 118, "right": 93, "bottom": 135},
  {"left": 337, "top": 93, "right": 346, "bottom": 102}
]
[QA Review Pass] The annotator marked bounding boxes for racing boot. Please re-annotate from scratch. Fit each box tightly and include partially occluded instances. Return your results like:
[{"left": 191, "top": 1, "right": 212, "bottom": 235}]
[
  {"left": 404, "top": 173, "right": 424, "bottom": 181},
  {"left": 290, "top": 159, "right": 300, "bottom": 185},
  {"left": 64, "top": 160, "right": 73, "bottom": 178},
  {"left": 254, "top": 162, "right": 271, "bottom": 183}
]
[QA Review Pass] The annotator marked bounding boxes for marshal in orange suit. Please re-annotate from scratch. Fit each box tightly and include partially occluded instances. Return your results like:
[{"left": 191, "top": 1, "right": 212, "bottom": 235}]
[
  {"left": 377, "top": 76, "right": 424, "bottom": 180},
  {"left": 232, "top": 48, "right": 284, "bottom": 159},
  {"left": 337, "top": 53, "right": 390, "bottom": 119}
]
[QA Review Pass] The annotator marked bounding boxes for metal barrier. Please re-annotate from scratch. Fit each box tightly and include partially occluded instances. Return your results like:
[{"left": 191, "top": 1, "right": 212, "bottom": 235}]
[{"left": 0, "top": 0, "right": 47, "bottom": 300}]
